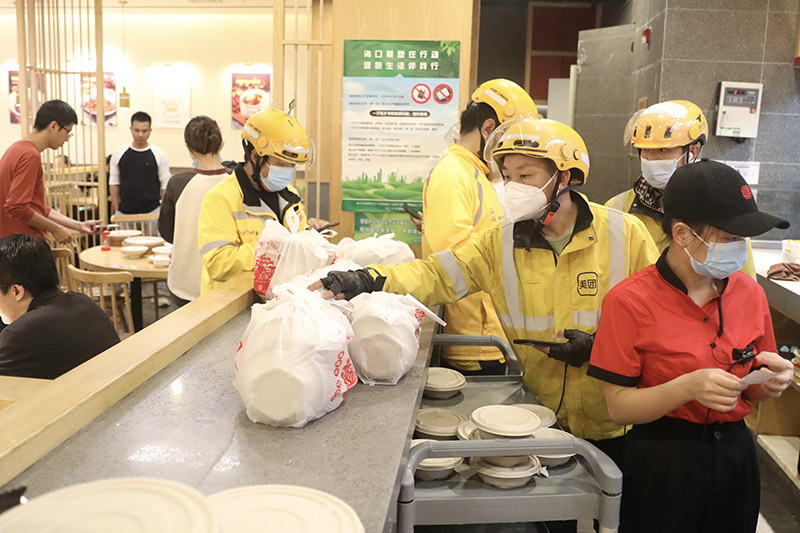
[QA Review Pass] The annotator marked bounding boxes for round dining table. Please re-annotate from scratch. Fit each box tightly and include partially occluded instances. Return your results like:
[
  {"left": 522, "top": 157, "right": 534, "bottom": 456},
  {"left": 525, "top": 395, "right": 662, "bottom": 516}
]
[{"left": 79, "top": 246, "right": 169, "bottom": 331}]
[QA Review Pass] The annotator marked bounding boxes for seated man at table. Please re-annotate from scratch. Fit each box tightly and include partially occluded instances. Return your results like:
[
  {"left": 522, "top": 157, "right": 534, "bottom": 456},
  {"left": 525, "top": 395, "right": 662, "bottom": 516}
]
[{"left": 0, "top": 234, "right": 120, "bottom": 379}]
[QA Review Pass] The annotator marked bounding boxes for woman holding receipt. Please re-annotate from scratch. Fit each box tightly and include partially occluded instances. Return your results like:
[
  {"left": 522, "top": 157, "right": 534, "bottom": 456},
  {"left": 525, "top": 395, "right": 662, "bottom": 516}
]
[{"left": 588, "top": 160, "right": 795, "bottom": 533}]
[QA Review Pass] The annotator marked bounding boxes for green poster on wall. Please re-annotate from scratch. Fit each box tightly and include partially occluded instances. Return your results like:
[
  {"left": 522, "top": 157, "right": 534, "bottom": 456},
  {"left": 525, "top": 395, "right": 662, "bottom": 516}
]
[
  {"left": 341, "top": 39, "right": 460, "bottom": 213},
  {"left": 354, "top": 212, "right": 422, "bottom": 245}
]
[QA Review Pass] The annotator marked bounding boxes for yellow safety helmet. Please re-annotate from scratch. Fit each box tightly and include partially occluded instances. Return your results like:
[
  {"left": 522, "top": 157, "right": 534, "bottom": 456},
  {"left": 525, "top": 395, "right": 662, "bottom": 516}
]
[
  {"left": 485, "top": 117, "right": 590, "bottom": 185},
  {"left": 242, "top": 108, "right": 314, "bottom": 167},
  {"left": 471, "top": 79, "right": 538, "bottom": 124},
  {"left": 625, "top": 100, "right": 708, "bottom": 149}
]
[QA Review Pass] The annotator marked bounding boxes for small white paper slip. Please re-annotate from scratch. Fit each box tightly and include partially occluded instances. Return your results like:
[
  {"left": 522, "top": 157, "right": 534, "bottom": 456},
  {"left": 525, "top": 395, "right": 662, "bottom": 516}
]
[{"left": 740, "top": 370, "right": 782, "bottom": 385}]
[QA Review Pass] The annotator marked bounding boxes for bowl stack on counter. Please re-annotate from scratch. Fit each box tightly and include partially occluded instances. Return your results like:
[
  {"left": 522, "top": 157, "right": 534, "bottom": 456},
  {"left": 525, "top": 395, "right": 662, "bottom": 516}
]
[
  {"left": 415, "top": 370, "right": 577, "bottom": 489},
  {"left": 0, "top": 478, "right": 366, "bottom": 533}
]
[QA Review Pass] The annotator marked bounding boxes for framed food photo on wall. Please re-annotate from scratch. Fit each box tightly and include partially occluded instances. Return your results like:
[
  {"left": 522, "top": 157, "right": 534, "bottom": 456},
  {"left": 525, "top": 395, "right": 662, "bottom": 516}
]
[
  {"left": 81, "top": 72, "right": 117, "bottom": 127},
  {"left": 231, "top": 71, "right": 271, "bottom": 130},
  {"left": 151, "top": 64, "right": 192, "bottom": 129}
]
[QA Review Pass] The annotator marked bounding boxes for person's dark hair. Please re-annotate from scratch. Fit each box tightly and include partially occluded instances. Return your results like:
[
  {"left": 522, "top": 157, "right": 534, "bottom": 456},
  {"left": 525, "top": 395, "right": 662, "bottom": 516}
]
[
  {"left": 0, "top": 234, "right": 59, "bottom": 297},
  {"left": 459, "top": 101, "right": 499, "bottom": 135},
  {"left": 131, "top": 111, "right": 152, "bottom": 126},
  {"left": 184, "top": 116, "right": 222, "bottom": 155},
  {"left": 661, "top": 216, "right": 709, "bottom": 240},
  {"left": 32, "top": 100, "right": 78, "bottom": 131}
]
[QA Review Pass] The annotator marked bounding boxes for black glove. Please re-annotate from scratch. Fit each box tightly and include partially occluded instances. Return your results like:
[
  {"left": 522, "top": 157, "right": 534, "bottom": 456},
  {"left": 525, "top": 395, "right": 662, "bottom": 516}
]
[
  {"left": 547, "top": 329, "right": 594, "bottom": 368},
  {"left": 319, "top": 269, "right": 380, "bottom": 300}
]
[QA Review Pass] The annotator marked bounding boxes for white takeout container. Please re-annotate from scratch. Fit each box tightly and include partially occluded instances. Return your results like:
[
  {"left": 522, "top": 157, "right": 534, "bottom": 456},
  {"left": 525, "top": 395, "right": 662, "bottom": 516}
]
[
  {"left": 124, "top": 235, "right": 165, "bottom": 248},
  {"left": 533, "top": 427, "right": 576, "bottom": 467},
  {"left": 149, "top": 254, "right": 171, "bottom": 268},
  {"left": 423, "top": 367, "right": 466, "bottom": 399},
  {"left": 471, "top": 405, "right": 541, "bottom": 437},
  {"left": 416, "top": 408, "right": 467, "bottom": 440},
  {"left": 207, "top": 484, "right": 365, "bottom": 533},
  {"left": 468, "top": 428, "right": 533, "bottom": 467},
  {"left": 0, "top": 477, "right": 217, "bottom": 532},
  {"left": 470, "top": 456, "right": 542, "bottom": 489},
  {"left": 109, "top": 229, "right": 141, "bottom": 246},
  {"left": 411, "top": 439, "right": 463, "bottom": 481},
  {"left": 456, "top": 420, "right": 478, "bottom": 441},
  {"left": 513, "top": 404, "right": 557, "bottom": 428},
  {"left": 120, "top": 245, "right": 148, "bottom": 258}
]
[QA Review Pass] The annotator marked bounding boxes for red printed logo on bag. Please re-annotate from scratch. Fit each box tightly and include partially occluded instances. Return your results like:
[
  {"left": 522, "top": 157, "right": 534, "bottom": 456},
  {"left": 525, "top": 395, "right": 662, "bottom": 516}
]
[
  {"left": 342, "top": 359, "right": 358, "bottom": 388},
  {"left": 253, "top": 256, "right": 276, "bottom": 294},
  {"left": 741, "top": 185, "right": 752, "bottom": 200},
  {"left": 414, "top": 308, "right": 425, "bottom": 325}
]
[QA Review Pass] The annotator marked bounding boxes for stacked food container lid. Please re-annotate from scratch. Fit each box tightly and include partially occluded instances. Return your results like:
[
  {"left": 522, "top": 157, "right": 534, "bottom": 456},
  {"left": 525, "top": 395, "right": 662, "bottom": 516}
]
[
  {"left": 423, "top": 367, "right": 466, "bottom": 399},
  {"left": 411, "top": 439, "right": 464, "bottom": 481},
  {"left": 0, "top": 478, "right": 366, "bottom": 533}
]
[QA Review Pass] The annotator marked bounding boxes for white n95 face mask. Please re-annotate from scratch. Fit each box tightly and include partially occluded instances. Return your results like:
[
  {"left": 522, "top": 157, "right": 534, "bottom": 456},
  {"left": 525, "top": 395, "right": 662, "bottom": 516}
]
[
  {"left": 504, "top": 171, "right": 557, "bottom": 223},
  {"left": 640, "top": 150, "right": 694, "bottom": 190}
]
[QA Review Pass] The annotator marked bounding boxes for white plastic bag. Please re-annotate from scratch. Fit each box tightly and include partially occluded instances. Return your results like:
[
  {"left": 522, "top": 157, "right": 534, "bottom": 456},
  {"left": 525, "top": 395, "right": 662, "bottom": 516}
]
[
  {"left": 336, "top": 233, "right": 415, "bottom": 266},
  {"left": 282, "top": 259, "right": 365, "bottom": 294},
  {"left": 253, "top": 210, "right": 336, "bottom": 298},
  {"left": 234, "top": 286, "right": 358, "bottom": 428},
  {"left": 348, "top": 293, "right": 445, "bottom": 385}
]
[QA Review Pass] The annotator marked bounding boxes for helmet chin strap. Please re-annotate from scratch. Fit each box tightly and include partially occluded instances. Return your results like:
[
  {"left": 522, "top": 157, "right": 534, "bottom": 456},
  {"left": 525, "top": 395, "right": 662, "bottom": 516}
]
[{"left": 536, "top": 175, "right": 575, "bottom": 229}]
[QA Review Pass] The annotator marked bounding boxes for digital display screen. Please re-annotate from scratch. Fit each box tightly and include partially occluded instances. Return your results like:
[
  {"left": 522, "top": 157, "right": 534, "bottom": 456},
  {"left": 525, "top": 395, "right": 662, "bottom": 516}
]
[{"left": 724, "top": 87, "right": 759, "bottom": 108}]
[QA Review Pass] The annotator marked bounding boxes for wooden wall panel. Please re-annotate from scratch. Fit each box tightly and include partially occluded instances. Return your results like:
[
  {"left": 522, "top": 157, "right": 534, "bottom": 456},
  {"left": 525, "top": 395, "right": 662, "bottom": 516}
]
[{"left": 329, "top": 0, "right": 479, "bottom": 241}]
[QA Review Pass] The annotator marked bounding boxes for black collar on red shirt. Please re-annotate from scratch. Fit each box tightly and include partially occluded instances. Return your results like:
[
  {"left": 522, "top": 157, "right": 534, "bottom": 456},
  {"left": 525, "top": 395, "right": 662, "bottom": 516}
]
[
  {"left": 513, "top": 190, "right": 593, "bottom": 250},
  {"left": 655, "top": 248, "right": 730, "bottom": 295},
  {"left": 233, "top": 163, "right": 300, "bottom": 209}
]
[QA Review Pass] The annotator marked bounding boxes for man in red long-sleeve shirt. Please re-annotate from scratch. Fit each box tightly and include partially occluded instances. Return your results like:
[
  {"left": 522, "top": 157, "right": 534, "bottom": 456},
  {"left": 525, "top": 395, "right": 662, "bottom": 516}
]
[{"left": 1, "top": 100, "right": 100, "bottom": 242}]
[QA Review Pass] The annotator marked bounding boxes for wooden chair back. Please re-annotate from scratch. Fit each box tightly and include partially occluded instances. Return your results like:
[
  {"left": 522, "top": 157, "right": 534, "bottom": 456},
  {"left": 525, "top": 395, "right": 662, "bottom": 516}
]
[
  {"left": 111, "top": 213, "right": 160, "bottom": 237},
  {"left": 67, "top": 265, "right": 134, "bottom": 334},
  {"left": 50, "top": 248, "right": 75, "bottom": 292}
]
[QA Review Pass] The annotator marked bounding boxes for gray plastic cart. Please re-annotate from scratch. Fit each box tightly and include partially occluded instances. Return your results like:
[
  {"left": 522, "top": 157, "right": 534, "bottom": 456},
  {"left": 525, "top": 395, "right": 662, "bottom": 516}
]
[{"left": 396, "top": 335, "right": 622, "bottom": 532}]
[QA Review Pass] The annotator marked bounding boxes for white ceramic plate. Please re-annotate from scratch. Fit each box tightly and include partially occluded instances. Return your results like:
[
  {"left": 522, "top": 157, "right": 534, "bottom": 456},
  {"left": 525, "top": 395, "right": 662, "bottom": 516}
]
[
  {"left": 513, "top": 404, "right": 557, "bottom": 428},
  {"left": 109, "top": 229, "right": 142, "bottom": 239},
  {"left": 124, "top": 236, "right": 165, "bottom": 248},
  {"left": 152, "top": 245, "right": 173, "bottom": 256},
  {"left": 0, "top": 477, "right": 216, "bottom": 532},
  {"left": 207, "top": 484, "right": 365, "bottom": 533},
  {"left": 471, "top": 405, "right": 541, "bottom": 437},
  {"left": 425, "top": 367, "right": 466, "bottom": 391},
  {"left": 416, "top": 408, "right": 467, "bottom": 438}
]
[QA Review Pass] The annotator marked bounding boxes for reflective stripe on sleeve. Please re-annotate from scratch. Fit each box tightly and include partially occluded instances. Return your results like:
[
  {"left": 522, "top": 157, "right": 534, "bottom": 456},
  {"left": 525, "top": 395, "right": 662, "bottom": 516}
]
[
  {"left": 472, "top": 167, "right": 484, "bottom": 227},
  {"left": 607, "top": 207, "right": 625, "bottom": 290},
  {"left": 200, "top": 240, "right": 235, "bottom": 255},
  {"left": 610, "top": 193, "right": 626, "bottom": 212},
  {"left": 434, "top": 250, "right": 468, "bottom": 299},
  {"left": 501, "top": 222, "right": 525, "bottom": 331}
]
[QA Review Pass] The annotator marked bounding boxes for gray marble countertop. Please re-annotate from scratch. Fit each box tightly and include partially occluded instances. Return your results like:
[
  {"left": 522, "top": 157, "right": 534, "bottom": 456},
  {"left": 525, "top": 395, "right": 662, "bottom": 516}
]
[{"left": 7, "top": 309, "right": 435, "bottom": 532}]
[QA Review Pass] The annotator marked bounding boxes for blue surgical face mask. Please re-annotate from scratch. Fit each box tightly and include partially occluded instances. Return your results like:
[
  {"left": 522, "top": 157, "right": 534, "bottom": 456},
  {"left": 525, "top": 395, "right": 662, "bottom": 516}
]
[
  {"left": 682, "top": 226, "right": 747, "bottom": 279},
  {"left": 260, "top": 165, "right": 295, "bottom": 192}
]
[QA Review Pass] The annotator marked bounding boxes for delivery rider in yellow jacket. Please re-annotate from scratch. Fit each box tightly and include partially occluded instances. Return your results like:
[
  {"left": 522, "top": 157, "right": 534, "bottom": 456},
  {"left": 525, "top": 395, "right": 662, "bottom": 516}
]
[
  {"left": 315, "top": 118, "right": 659, "bottom": 464},
  {"left": 198, "top": 109, "right": 312, "bottom": 294},
  {"left": 423, "top": 79, "right": 538, "bottom": 373},
  {"left": 606, "top": 100, "right": 755, "bottom": 277}
]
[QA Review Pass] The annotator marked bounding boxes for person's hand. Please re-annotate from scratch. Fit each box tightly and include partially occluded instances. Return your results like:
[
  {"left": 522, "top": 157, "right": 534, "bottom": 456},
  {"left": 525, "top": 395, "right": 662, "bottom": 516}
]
[
  {"left": 310, "top": 270, "right": 376, "bottom": 300},
  {"left": 52, "top": 225, "right": 74, "bottom": 244},
  {"left": 681, "top": 368, "right": 747, "bottom": 412},
  {"left": 308, "top": 218, "right": 328, "bottom": 230},
  {"left": 749, "top": 352, "right": 795, "bottom": 398},
  {"left": 546, "top": 329, "right": 594, "bottom": 367},
  {"left": 410, "top": 212, "right": 423, "bottom": 232},
  {"left": 79, "top": 219, "right": 102, "bottom": 234}
]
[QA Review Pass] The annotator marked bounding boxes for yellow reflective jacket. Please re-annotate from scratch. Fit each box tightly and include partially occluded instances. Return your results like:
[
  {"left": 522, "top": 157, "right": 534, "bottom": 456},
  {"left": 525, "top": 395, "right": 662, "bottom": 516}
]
[
  {"left": 422, "top": 143, "right": 508, "bottom": 366},
  {"left": 606, "top": 188, "right": 756, "bottom": 279},
  {"left": 198, "top": 164, "right": 307, "bottom": 294},
  {"left": 373, "top": 193, "right": 659, "bottom": 440}
]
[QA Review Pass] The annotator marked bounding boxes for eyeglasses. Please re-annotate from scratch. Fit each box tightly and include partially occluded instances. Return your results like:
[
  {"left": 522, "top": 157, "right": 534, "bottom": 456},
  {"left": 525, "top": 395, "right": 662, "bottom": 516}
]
[{"left": 58, "top": 124, "right": 74, "bottom": 138}]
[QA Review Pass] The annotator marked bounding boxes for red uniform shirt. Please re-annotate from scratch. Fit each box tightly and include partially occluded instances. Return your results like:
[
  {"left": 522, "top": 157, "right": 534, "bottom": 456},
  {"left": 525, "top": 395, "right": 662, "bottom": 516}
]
[
  {"left": 0, "top": 140, "right": 50, "bottom": 239},
  {"left": 588, "top": 251, "right": 777, "bottom": 424}
]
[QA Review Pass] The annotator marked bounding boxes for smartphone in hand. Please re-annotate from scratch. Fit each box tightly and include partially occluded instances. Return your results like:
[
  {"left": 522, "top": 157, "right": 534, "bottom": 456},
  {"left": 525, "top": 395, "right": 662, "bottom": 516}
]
[{"left": 402, "top": 203, "right": 422, "bottom": 219}]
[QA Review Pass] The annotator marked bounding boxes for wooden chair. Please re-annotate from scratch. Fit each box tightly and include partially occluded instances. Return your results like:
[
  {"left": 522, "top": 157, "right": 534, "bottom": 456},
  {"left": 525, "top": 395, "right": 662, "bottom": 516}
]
[
  {"left": 110, "top": 213, "right": 164, "bottom": 319},
  {"left": 67, "top": 265, "right": 134, "bottom": 335},
  {"left": 50, "top": 248, "right": 75, "bottom": 292},
  {"left": 110, "top": 213, "right": 160, "bottom": 237}
]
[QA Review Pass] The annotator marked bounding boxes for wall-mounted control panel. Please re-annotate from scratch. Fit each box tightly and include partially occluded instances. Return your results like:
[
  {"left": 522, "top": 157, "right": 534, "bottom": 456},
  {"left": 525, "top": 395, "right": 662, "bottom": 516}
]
[{"left": 715, "top": 81, "right": 763, "bottom": 139}]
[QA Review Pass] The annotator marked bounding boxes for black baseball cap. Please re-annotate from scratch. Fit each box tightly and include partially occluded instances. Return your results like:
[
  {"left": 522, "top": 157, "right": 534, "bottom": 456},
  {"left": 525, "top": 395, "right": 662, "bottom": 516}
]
[{"left": 663, "top": 159, "right": 789, "bottom": 237}]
